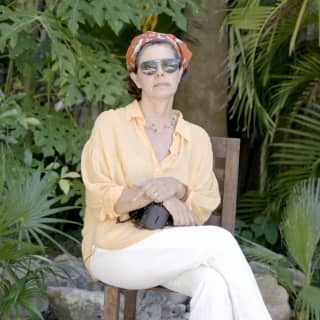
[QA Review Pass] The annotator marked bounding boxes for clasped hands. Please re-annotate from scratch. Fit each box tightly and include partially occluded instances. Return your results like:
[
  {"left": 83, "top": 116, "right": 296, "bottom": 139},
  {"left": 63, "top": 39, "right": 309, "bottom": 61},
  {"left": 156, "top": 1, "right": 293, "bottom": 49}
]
[{"left": 133, "top": 177, "right": 196, "bottom": 226}]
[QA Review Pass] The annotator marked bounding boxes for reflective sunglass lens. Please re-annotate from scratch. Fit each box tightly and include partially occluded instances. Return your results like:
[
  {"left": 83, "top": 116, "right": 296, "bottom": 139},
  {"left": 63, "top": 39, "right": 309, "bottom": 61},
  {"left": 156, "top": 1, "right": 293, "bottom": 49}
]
[
  {"left": 162, "top": 58, "right": 180, "bottom": 73},
  {"left": 139, "top": 58, "right": 180, "bottom": 75},
  {"left": 140, "top": 61, "right": 157, "bottom": 75}
]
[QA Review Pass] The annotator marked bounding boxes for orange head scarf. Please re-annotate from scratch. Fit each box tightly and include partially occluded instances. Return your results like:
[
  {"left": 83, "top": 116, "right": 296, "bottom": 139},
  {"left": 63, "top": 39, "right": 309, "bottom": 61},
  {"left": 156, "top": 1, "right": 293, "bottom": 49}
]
[{"left": 125, "top": 31, "right": 192, "bottom": 73}]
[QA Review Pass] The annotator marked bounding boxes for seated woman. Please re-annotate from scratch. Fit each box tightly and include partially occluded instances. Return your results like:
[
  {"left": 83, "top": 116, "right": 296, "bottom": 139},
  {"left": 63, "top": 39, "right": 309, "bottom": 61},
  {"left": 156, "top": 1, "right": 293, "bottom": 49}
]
[{"left": 81, "top": 31, "right": 272, "bottom": 320}]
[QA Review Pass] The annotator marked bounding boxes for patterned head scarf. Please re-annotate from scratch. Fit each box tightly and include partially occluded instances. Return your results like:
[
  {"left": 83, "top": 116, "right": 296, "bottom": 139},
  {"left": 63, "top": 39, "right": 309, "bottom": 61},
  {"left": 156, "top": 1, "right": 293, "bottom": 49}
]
[{"left": 125, "top": 31, "right": 192, "bottom": 73}]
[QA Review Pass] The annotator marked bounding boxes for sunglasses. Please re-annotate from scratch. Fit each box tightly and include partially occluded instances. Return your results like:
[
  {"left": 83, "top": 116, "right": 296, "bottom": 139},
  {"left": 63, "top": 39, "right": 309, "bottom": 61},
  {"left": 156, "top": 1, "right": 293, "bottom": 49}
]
[{"left": 138, "top": 58, "right": 180, "bottom": 76}]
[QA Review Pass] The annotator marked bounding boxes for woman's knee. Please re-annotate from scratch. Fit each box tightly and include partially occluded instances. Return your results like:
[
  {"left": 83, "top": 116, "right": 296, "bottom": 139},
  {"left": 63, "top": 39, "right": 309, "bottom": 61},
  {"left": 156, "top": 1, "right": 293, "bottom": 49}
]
[
  {"left": 190, "top": 267, "right": 229, "bottom": 297},
  {"left": 200, "top": 225, "right": 237, "bottom": 247}
]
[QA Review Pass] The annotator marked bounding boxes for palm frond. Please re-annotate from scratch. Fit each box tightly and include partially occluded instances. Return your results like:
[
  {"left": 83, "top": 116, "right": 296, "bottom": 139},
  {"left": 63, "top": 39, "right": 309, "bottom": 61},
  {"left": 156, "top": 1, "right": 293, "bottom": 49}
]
[
  {"left": 295, "top": 285, "right": 320, "bottom": 320},
  {"left": 238, "top": 236, "right": 297, "bottom": 294},
  {"left": 271, "top": 52, "right": 320, "bottom": 117},
  {"left": 3, "top": 169, "right": 80, "bottom": 249},
  {"left": 282, "top": 178, "right": 320, "bottom": 279},
  {"left": 0, "top": 154, "right": 80, "bottom": 318},
  {"left": 271, "top": 104, "right": 320, "bottom": 169},
  {"left": 238, "top": 191, "right": 269, "bottom": 216},
  {"left": 0, "top": 272, "right": 45, "bottom": 320},
  {"left": 271, "top": 168, "right": 312, "bottom": 198},
  {"left": 227, "top": 0, "right": 320, "bottom": 135}
]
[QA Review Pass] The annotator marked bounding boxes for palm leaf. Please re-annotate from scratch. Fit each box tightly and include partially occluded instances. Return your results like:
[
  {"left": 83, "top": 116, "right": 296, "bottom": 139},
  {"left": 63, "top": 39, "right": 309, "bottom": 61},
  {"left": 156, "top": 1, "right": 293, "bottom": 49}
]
[
  {"left": 295, "top": 285, "right": 320, "bottom": 320},
  {"left": 227, "top": 0, "right": 320, "bottom": 135},
  {"left": 271, "top": 104, "right": 320, "bottom": 169},
  {"left": 282, "top": 178, "right": 320, "bottom": 279},
  {"left": 3, "top": 169, "right": 80, "bottom": 250},
  {"left": 0, "top": 272, "right": 45, "bottom": 320},
  {"left": 271, "top": 52, "right": 320, "bottom": 117},
  {"left": 238, "top": 236, "right": 297, "bottom": 294},
  {"left": 0, "top": 154, "right": 80, "bottom": 319}
]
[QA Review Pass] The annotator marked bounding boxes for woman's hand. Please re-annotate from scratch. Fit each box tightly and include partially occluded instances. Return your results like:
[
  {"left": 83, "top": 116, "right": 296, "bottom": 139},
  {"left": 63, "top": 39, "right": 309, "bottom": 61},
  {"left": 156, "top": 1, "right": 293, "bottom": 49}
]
[
  {"left": 134, "top": 177, "right": 186, "bottom": 203},
  {"left": 163, "top": 197, "right": 196, "bottom": 226}
]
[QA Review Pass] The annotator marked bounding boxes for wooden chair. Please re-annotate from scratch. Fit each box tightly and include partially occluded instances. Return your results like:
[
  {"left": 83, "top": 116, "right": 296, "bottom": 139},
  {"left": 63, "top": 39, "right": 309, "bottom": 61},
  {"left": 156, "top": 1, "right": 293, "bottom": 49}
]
[{"left": 103, "top": 136, "right": 240, "bottom": 320}]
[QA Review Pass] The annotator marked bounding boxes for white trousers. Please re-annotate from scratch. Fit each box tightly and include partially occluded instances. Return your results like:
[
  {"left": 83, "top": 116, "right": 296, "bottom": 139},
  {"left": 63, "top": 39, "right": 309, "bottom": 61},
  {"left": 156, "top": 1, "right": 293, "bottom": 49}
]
[{"left": 90, "top": 226, "right": 272, "bottom": 320}]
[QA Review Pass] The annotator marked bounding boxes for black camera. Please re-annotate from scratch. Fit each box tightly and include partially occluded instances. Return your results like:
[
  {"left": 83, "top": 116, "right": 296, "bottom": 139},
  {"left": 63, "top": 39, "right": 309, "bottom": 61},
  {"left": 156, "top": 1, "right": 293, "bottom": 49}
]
[{"left": 129, "top": 202, "right": 173, "bottom": 229}]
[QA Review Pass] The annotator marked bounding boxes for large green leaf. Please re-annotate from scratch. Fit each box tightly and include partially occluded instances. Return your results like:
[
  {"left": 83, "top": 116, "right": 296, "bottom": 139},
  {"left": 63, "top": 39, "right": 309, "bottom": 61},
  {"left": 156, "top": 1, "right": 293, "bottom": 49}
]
[
  {"left": 0, "top": 7, "right": 37, "bottom": 50},
  {"left": 295, "top": 285, "right": 320, "bottom": 320},
  {"left": 27, "top": 105, "right": 90, "bottom": 164},
  {"left": 282, "top": 178, "right": 320, "bottom": 277},
  {"left": 56, "top": 0, "right": 199, "bottom": 34}
]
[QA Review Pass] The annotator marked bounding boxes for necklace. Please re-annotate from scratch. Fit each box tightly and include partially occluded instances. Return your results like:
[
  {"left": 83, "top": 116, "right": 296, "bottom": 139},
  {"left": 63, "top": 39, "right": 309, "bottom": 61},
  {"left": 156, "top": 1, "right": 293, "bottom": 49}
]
[{"left": 144, "top": 112, "right": 177, "bottom": 134}]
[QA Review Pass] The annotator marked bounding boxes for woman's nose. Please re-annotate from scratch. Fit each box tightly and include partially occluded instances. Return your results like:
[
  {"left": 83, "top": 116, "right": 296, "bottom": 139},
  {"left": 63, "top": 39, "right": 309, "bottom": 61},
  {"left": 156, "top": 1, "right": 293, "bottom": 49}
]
[{"left": 156, "top": 63, "right": 164, "bottom": 76}]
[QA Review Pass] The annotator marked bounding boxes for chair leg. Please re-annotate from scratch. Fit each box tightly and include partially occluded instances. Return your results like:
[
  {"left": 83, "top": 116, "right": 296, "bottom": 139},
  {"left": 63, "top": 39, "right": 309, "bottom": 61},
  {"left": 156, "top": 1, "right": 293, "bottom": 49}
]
[
  {"left": 104, "top": 285, "right": 120, "bottom": 320},
  {"left": 124, "top": 290, "right": 138, "bottom": 320}
]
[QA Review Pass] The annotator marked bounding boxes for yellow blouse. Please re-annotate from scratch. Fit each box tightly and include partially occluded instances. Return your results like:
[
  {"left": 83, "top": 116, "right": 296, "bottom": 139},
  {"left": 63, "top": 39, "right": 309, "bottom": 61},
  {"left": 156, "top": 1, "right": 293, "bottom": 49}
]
[{"left": 81, "top": 100, "right": 221, "bottom": 275}]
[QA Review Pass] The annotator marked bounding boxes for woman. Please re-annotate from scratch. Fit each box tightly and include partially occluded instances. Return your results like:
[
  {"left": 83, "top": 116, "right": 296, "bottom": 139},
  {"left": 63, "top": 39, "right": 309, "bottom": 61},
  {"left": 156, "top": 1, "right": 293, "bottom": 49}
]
[{"left": 81, "top": 31, "right": 272, "bottom": 319}]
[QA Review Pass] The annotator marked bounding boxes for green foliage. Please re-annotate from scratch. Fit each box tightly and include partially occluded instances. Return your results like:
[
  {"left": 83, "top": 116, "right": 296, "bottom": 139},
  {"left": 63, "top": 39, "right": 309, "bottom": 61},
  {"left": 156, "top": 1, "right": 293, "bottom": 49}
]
[
  {"left": 226, "top": 0, "right": 320, "bottom": 135},
  {"left": 0, "top": 0, "right": 201, "bottom": 219},
  {"left": 0, "top": 90, "right": 40, "bottom": 145},
  {"left": 0, "top": 1, "right": 200, "bottom": 108},
  {"left": 0, "top": 151, "right": 79, "bottom": 319},
  {"left": 227, "top": 0, "right": 320, "bottom": 244},
  {"left": 282, "top": 179, "right": 320, "bottom": 280},
  {"left": 0, "top": 91, "right": 88, "bottom": 214},
  {"left": 240, "top": 237, "right": 297, "bottom": 295},
  {"left": 56, "top": 0, "right": 199, "bottom": 34},
  {"left": 296, "top": 285, "right": 320, "bottom": 320},
  {"left": 241, "top": 178, "right": 320, "bottom": 320},
  {"left": 0, "top": 1, "right": 201, "bottom": 316},
  {"left": 228, "top": 2, "right": 320, "bottom": 315},
  {"left": 27, "top": 105, "right": 90, "bottom": 164},
  {"left": 236, "top": 215, "right": 279, "bottom": 245}
]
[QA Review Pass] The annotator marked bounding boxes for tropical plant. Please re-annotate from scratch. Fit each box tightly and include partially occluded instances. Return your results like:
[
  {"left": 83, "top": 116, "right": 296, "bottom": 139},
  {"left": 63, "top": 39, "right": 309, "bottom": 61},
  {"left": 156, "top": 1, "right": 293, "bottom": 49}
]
[
  {"left": 226, "top": 0, "right": 320, "bottom": 245},
  {"left": 240, "top": 178, "right": 320, "bottom": 320},
  {"left": 283, "top": 178, "right": 320, "bottom": 319},
  {"left": 0, "top": 0, "right": 201, "bottom": 109},
  {"left": 0, "top": 90, "right": 40, "bottom": 146},
  {"left": 0, "top": 0, "right": 202, "bottom": 221},
  {"left": 0, "top": 150, "right": 79, "bottom": 319},
  {"left": 226, "top": 2, "right": 320, "bottom": 316}
]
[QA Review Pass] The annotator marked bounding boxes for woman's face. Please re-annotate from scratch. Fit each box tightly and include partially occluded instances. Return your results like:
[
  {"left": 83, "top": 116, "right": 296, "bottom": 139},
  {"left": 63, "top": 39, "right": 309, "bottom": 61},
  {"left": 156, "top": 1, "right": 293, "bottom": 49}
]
[{"left": 130, "top": 43, "right": 184, "bottom": 100}]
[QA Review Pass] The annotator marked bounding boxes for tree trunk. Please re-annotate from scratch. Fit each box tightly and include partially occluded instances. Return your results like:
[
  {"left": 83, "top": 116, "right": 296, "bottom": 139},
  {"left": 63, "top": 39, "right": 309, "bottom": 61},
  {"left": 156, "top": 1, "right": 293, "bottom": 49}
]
[{"left": 175, "top": 0, "right": 228, "bottom": 137}]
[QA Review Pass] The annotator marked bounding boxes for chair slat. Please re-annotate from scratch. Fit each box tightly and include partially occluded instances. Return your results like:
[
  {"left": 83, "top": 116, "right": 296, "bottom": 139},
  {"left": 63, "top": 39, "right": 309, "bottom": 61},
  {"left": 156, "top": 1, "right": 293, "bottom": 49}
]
[
  {"left": 221, "top": 140, "right": 240, "bottom": 233},
  {"left": 213, "top": 168, "right": 225, "bottom": 186},
  {"left": 211, "top": 137, "right": 227, "bottom": 158}
]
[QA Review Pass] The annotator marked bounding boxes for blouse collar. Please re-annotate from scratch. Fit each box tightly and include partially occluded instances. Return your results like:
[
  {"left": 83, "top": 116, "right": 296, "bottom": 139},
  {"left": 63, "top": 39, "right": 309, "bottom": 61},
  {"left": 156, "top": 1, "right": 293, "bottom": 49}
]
[{"left": 126, "top": 100, "right": 190, "bottom": 141}]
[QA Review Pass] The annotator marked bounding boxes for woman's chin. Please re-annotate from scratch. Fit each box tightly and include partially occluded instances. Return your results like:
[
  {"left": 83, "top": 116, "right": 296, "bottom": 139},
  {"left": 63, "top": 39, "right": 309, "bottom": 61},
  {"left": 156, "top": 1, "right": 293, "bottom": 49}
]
[{"left": 150, "top": 88, "right": 176, "bottom": 99}]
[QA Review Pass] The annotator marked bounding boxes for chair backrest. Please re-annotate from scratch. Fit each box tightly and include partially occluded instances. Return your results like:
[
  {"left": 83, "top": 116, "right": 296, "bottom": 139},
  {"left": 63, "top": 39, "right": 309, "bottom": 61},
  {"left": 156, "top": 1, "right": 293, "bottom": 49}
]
[{"left": 205, "top": 137, "right": 240, "bottom": 234}]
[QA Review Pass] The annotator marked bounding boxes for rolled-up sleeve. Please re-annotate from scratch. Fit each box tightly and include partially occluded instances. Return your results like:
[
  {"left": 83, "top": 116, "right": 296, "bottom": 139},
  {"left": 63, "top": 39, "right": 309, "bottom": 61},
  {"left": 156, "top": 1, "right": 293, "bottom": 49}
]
[
  {"left": 81, "top": 117, "right": 125, "bottom": 221},
  {"left": 185, "top": 131, "right": 221, "bottom": 225}
]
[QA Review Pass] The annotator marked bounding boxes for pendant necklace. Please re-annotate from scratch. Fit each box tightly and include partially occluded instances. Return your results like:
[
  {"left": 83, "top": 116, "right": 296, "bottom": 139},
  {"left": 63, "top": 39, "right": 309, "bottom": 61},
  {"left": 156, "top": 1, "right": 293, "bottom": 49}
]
[{"left": 144, "top": 112, "right": 177, "bottom": 134}]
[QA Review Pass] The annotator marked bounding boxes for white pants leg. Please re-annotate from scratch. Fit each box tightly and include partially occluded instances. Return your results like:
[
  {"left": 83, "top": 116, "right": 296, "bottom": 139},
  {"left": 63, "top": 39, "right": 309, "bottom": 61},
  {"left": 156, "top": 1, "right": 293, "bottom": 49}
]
[
  {"left": 90, "top": 226, "right": 272, "bottom": 320},
  {"left": 164, "top": 266, "right": 234, "bottom": 319}
]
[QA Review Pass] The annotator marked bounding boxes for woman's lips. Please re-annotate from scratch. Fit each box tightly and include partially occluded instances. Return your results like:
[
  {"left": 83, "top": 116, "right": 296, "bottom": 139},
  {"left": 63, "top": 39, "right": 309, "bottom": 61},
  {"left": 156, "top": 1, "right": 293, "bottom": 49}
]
[{"left": 154, "top": 83, "right": 170, "bottom": 87}]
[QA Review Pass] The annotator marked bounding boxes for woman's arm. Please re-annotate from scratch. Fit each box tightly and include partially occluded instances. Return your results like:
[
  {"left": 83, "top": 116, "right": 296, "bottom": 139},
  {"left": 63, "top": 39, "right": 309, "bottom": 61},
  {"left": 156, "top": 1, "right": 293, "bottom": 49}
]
[
  {"left": 114, "top": 187, "right": 152, "bottom": 215},
  {"left": 134, "top": 177, "right": 188, "bottom": 203},
  {"left": 163, "top": 197, "right": 196, "bottom": 226},
  {"left": 115, "top": 177, "right": 187, "bottom": 215}
]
